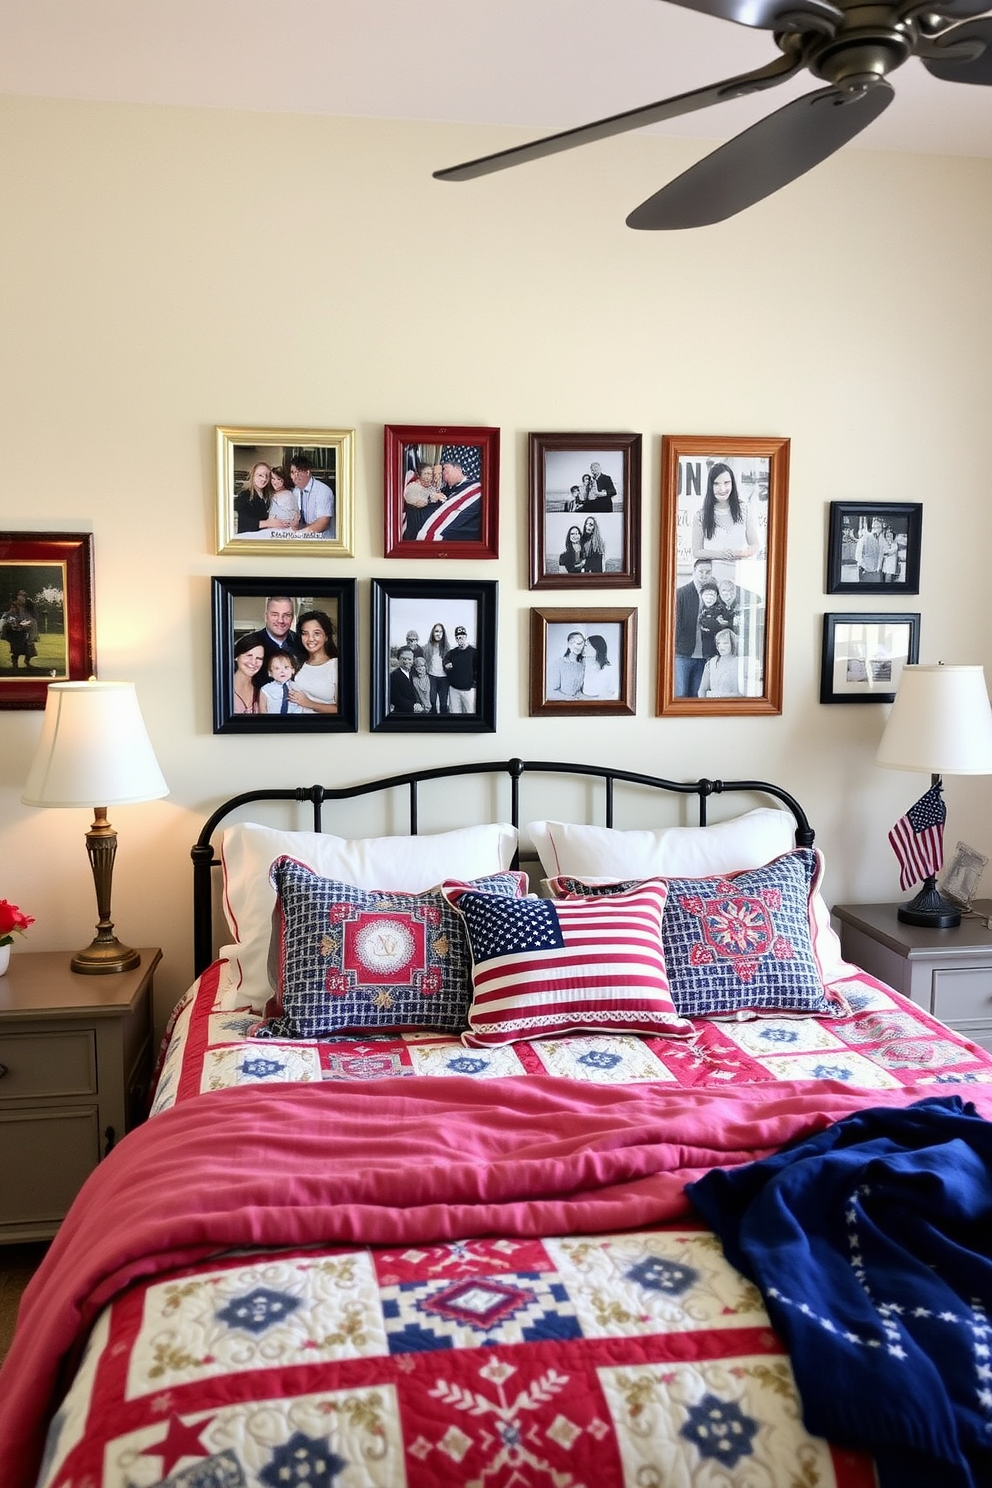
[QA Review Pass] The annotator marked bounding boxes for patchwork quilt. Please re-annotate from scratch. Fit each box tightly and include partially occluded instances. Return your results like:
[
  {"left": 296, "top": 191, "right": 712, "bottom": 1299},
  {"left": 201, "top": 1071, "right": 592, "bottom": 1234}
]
[{"left": 5, "top": 960, "right": 992, "bottom": 1488}]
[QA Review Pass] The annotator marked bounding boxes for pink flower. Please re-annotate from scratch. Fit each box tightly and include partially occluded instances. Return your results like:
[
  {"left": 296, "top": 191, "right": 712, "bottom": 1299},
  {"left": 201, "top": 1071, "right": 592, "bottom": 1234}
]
[{"left": 0, "top": 899, "right": 34, "bottom": 945}]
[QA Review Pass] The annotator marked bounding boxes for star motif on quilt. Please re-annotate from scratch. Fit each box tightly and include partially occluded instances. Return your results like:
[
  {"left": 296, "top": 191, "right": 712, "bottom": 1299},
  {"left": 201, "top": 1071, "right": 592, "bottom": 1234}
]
[
  {"left": 679, "top": 1392, "right": 759, "bottom": 1468},
  {"left": 139, "top": 1412, "right": 209, "bottom": 1474},
  {"left": 216, "top": 1286, "right": 301, "bottom": 1335},
  {"left": 259, "top": 1431, "right": 347, "bottom": 1488}
]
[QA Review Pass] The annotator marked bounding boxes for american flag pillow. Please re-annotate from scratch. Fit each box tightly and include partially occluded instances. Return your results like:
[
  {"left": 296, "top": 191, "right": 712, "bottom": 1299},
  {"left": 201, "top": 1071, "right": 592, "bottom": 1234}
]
[{"left": 441, "top": 878, "right": 693, "bottom": 1047}]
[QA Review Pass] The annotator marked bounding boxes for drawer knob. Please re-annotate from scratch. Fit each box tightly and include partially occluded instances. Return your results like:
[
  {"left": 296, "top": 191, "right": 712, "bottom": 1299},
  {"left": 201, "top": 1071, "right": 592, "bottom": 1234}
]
[{"left": 0, "top": 1063, "right": 7, "bottom": 1080}]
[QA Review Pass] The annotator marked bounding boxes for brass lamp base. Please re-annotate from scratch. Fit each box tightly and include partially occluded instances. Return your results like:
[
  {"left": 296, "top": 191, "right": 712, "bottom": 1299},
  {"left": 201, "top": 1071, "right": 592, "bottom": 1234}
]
[
  {"left": 71, "top": 935, "right": 141, "bottom": 975},
  {"left": 71, "top": 806, "right": 142, "bottom": 974}
]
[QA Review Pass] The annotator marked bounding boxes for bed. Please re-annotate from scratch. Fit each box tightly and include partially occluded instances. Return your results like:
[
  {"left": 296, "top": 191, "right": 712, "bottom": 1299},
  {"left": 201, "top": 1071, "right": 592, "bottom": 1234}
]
[{"left": 3, "top": 757, "right": 992, "bottom": 1488}]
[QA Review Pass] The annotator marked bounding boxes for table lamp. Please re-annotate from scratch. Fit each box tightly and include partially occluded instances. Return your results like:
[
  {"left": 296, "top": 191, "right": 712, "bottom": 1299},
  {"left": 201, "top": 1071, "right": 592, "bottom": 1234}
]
[
  {"left": 875, "top": 664, "right": 992, "bottom": 928},
  {"left": 21, "top": 679, "right": 169, "bottom": 973}
]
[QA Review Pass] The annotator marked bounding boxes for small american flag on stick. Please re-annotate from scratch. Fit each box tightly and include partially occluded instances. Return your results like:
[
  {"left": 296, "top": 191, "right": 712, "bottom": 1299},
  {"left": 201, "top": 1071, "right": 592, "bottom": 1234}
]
[{"left": 888, "top": 781, "right": 946, "bottom": 891}]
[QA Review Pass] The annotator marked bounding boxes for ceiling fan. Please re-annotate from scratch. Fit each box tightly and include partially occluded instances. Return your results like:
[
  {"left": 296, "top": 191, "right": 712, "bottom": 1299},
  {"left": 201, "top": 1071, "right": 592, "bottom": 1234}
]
[{"left": 433, "top": 0, "right": 992, "bottom": 228}]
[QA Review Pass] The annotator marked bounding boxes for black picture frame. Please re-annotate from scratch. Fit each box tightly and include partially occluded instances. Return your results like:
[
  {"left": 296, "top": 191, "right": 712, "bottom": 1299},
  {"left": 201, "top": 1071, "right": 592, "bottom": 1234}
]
[
  {"left": 211, "top": 576, "right": 358, "bottom": 733},
  {"left": 820, "top": 612, "right": 920, "bottom": 704},
  {"left": 529, "top": 432, "right": 641, "bottom": 589},
  {"left": 826, "top": 501, "right": 922, "bottom": 595},
  {"left": 370, "top": 578, "right": 497, "bottom": 732}
]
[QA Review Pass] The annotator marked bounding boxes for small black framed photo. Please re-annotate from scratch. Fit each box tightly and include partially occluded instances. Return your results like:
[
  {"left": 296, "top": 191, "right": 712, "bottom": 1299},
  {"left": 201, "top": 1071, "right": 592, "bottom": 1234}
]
[
  {"left": 370, "top": 578, "right": 497, "bottom": 732},
  {"left": 826, "top": 501, "right": 922, "bottom": 594},
  {"left": 529, "top": 432, "right": 641, "bottom": 589},
  {"left": 820, "top": 612, "right": 920, "bottom": 704},
  {"left": 383, "top": 424, "right": 499, "bottom": 560},
  {"left": 529, "top": 607, "right": 637, "bottom": 717},
  {"left": 211, "top": 577, "right": 358, "bottom": 733}
]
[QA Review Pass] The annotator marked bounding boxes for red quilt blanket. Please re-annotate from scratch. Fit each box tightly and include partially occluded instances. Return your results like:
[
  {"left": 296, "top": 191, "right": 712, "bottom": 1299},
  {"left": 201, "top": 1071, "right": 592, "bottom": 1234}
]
[{"left": 4, "top": 1074, "right": 992, "bottom": 1488}]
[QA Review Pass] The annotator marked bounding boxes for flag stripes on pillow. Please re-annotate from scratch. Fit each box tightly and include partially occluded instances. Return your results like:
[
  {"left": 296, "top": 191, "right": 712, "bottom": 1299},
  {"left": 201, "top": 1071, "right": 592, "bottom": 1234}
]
[{"left": 441, "top": 878, "right": 693, "bottom": 1047}]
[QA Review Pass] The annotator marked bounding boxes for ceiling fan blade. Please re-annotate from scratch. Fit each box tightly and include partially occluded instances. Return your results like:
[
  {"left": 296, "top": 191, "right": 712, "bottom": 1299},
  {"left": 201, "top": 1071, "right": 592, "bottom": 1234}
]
[
  {"left": 921, "top": 17, "right": 992, "bottom": 84},
  {"left": 657, "top": 0, "right": 841, "bottom": 31},
  {"left": 433, "top": 53, "right": 801, "bottom": 182},
  {"left": 627, "top": 82, "right": 894, "bottom": 230},
  {"left": 918, "top": 0, "right": 992, "bottom": 20}
]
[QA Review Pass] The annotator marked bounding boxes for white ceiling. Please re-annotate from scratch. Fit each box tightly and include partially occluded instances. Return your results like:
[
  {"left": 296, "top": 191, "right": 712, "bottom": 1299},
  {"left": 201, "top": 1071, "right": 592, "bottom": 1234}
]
[{"left": 2, "top": 0, "right": 990, "bottom": 160}]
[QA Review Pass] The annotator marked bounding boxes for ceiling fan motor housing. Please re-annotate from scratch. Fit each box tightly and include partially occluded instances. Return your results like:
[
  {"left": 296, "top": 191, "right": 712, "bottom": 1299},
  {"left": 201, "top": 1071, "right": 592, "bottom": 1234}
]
[{"left": 790, "top": 2, "right": 918, "bottom": 90}]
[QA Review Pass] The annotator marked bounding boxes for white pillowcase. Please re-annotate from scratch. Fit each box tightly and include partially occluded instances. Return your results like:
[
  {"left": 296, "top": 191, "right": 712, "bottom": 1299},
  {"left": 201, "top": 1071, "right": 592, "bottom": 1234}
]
[
  {"left": 219, "top": 820, "right": 518, "bottom": 1009},
  {"left": 525, "top": 808, "right": 796, "bottom": 881},
  {"left": 525, "top": 808, "right": 853, "bottom": 986}
]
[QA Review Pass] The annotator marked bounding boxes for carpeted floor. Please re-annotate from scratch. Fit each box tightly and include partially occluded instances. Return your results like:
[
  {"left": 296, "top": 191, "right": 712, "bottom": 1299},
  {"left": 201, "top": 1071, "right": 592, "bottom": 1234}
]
[{"left": 0, "top": 1242, "right": 49, "bottom": 1361}]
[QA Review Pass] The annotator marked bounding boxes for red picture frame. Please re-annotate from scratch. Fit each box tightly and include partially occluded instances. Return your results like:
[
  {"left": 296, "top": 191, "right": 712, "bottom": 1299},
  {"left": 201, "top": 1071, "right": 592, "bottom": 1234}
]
[
  {"left": 0, "top": 532, "right": 95, "bottom": 709},
  {"left": 383, "top": 424, "right": 499, "bottom": 560}
]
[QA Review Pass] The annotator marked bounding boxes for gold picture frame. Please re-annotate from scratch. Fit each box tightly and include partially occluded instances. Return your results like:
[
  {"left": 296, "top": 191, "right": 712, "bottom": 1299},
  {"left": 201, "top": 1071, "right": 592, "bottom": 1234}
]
[{"left": 216, "top": 426, "right": 355, "bottom": 557}]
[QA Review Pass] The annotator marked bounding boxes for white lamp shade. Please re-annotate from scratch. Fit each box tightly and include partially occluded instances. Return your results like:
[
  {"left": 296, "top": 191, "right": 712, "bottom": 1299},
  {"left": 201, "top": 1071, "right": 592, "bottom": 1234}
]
[
  {"left": 22, "top": 680, "right": 169, "bottom": 807},
  {"left": 875, "top": 664, "right": 992, "bottom": 776}
]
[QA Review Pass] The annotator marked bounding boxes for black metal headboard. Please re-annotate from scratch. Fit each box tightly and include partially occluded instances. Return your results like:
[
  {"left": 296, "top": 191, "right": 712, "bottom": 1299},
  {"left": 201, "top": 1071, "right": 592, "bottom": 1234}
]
[{"left": 191, "top": 757, "right": 814, "bottom": 977}]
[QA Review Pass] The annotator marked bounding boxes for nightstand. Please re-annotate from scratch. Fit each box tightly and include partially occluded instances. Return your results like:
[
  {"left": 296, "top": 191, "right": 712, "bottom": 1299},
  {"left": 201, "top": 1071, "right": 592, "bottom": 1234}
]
[
  {"left": 832, "top": 902, "right": 992, "bottom": 1052},
  {"left": 0, "top": 949, "right": 160, "bottom": 1243}
]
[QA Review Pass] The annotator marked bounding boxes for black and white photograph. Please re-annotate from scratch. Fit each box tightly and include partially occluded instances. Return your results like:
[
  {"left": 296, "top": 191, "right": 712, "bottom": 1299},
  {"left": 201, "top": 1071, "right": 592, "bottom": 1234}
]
[
  {"left": 940, "top": 842, "right": 989, "bottom": 910},
  {"left": 819, "top": 612, "right": 920, "bottom": 704},
  {"left": 211, "top": 577, "right": 358, "bottom": 733},
  {"left": 826, "top": 501, "right": 922, "bottom": 594},
  {"left": 370, "top": 578, "right": 497, "bottom": 732},
  {"left": 657, "top": 435, "right": 789, "bottom": 717},
  {"left": 529, "top": 607, "right": 637, "bottom": 716},
  {"left": 215, "top": 426, "right": 355, "bottom": 557},
  {"left": 529, "top": 433, "right": 641, "bottom": 589}
]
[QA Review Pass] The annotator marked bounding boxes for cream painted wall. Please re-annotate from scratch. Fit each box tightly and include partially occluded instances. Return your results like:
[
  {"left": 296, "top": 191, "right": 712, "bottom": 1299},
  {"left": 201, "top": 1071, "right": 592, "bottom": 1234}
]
[{"left": 2, "top": 95, "right": 991, "bottom": 1033}]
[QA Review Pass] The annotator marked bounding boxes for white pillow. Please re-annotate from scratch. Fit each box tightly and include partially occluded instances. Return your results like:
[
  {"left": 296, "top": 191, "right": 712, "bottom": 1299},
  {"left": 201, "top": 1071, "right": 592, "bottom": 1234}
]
[
  {"left": 525, "top": 808, "right": 853, "bottom": 986},
  {"left": 525, "top": 807, "right": 796, "bottom": 881},
  {"left": 219, "top": 820, "right": 518, "bottom": 1009}
]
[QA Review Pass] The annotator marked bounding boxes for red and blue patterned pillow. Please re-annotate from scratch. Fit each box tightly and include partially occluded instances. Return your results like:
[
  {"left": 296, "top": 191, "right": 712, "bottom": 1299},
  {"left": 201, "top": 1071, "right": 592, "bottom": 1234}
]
[
  {"left": 551, "top": 850, "right": 846, "bottom": 1020},
  {"left": 255, "top": 856, "right": 526, "bottom": 1038},
  {"left": 442, "top": 877, "right": 694, "bottom": 1046}
]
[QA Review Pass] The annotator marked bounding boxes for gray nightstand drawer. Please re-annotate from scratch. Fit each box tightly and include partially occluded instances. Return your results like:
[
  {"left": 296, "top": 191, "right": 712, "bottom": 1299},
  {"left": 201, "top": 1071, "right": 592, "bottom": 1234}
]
[
  {"left": 0, "top": 1029, "right": 98, "bottom": 1104},
  {"left": 932, "top": 968, "right": 992, "bottom": 1023},
  {"left": 0, "top": 1107, "right": 100, "bottom": 1230}
]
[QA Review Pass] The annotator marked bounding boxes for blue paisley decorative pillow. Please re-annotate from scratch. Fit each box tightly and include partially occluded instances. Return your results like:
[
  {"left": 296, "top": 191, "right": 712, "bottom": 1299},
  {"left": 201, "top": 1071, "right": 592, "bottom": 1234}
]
[
  {"left": 553, "top": 850, "right": 846, "bottom": 1020},
  {"left": 255, "top": 857, "right": 525, "bottom": 1038}
]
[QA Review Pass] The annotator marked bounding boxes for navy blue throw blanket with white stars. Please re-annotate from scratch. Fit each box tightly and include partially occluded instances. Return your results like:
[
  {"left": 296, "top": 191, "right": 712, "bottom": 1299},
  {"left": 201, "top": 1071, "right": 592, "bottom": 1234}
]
[{"left": 686, "top": 1096, "right": 992, "bottom": 1488}]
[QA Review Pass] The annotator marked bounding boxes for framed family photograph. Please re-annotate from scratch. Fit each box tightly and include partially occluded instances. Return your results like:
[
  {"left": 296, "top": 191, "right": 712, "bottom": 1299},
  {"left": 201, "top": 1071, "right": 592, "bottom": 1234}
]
[
  {"left": 657, "top": 435, "right": 790, "bottom": 717},
  {"left": 819, "top": 612, "right": 920, "bottom": 704},
  {"left": 370, "top": 578, "right": 497, "bottom": 733},
  {"left": 211, "top": 577, "right": 358, "bottom": 734},
  {"left": 215, "top": 426, "right": 355, "bottom": 557},
  {"left": 383, "top": 424, "right": 499, "bottom": 560},
  {"left": 529, "top": 607, "right": 637, "bottom": 717},
  {"left": 529, "top": 432, "right": 641, "bottom": 589},
  {"left": 826, "top": 501, "right": 922, "bottom": 594},
  {"left": 0, "top": 532, "right": 95, "bottom": 710}
]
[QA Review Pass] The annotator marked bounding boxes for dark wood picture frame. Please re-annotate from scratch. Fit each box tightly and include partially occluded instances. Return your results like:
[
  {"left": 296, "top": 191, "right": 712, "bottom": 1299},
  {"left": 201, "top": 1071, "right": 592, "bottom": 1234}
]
[
  {"left": 826, "top": 501, "right": 922, "bottom": 594},
  {"left": 820, "top": 612, "right": 920, "bottom": 704},
  {"left": 529, "top": 606, "right": 637, "bottom": 717},
  {"left": 657, "top": 434, "right": 790, "bottom": 717},
  {"left": 211, "top": 576, "right": 358, "bottom": 734},
  {"left": 528, "top": 432, "right": 641, "bottom": 589},
  {"left": 383, "top": 424, "right": 499, "bottom": 560},
  {"left": 0, "top": 532, "right": 95, "bottom": 710},
  {"left": 370, "top": 577, "right": 497, "bottom": 732}
]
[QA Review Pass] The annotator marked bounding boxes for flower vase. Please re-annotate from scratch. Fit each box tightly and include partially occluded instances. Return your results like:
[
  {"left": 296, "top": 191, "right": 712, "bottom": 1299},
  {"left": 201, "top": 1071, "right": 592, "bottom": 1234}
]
[{"left": 0, "top": 943, "right": 9, "bottom": 976}]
